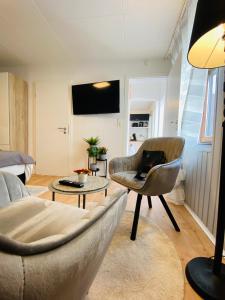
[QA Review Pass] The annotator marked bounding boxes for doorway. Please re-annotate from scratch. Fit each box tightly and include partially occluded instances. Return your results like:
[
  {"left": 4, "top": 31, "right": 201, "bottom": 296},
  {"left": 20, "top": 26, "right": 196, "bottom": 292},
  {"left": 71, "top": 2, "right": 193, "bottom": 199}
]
[{"left": 127, "top": 77, "right": 167, "bottom": 155}]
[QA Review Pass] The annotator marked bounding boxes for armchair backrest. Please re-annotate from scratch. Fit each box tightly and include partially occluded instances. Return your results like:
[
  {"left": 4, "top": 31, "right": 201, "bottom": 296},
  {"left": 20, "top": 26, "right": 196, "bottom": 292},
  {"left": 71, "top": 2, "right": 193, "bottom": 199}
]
[{"left": 135, "top": 137, "right": 185, "bottom": 164}]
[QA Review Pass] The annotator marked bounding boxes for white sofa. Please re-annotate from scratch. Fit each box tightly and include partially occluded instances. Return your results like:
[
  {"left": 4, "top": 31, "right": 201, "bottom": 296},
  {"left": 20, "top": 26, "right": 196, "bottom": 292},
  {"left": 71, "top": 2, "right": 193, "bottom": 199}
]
[{"left": 0, "top": 172, "right": 127, "bottom": 300}]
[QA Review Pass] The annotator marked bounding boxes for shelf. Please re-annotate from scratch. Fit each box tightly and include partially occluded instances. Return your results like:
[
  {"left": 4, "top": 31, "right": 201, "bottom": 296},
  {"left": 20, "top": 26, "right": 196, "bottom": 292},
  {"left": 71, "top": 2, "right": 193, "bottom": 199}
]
[
  {"left": 130, "top": 127, "right": 149, "bottom": 129},
  {"left": 90, "top": 168, "right": 100, "bottom": 172},
  {"left": 97, "top": 158, "right": 107, "bottom": 161},
  {"left": 88, "top": 156, "right": 107, "bottom": 178}
]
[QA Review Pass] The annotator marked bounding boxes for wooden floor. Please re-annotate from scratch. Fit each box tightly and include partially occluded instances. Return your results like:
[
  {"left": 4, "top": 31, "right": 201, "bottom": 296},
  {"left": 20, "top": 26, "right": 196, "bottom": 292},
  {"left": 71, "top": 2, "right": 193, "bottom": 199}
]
[{"left": 28, "top": 174, "right": 216, "bottom": 300}]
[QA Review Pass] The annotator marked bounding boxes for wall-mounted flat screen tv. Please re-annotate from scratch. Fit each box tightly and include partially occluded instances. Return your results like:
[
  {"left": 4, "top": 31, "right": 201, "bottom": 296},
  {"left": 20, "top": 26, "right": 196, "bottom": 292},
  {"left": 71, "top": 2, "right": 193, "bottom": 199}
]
[{"left": 72, "top": 80, "right": 120, "bottom": 115}]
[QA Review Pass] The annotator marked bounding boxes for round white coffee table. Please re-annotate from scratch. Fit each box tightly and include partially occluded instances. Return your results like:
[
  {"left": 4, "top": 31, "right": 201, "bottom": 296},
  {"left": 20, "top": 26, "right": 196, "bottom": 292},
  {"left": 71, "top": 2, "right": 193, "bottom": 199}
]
[{"left": 48, "top": 175, "right": 110, "bottom": 209}]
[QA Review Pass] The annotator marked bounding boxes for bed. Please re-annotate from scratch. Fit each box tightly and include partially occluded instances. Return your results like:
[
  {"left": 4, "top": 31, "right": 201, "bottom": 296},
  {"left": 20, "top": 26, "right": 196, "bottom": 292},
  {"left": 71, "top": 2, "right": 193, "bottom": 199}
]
[{"left": 0, "top": 151, "right": 35, "bottom": 183}]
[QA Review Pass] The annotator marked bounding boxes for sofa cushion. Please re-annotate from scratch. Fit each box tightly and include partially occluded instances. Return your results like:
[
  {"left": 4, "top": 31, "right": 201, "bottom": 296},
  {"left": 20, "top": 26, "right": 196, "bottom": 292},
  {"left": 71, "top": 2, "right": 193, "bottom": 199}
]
[
  {"left": 0, "top": 197, "right": 89, "bottom": 240},
  {"left": 0, "top": 196, "right": 89, "bottom": 255},
  {"left": 0, "top": 189, "right": 127, "bottom": 255}
]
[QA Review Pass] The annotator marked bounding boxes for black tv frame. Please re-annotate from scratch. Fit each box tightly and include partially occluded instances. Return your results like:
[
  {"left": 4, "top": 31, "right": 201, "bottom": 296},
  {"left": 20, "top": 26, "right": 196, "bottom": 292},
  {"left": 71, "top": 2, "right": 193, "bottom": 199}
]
[{"left": 72, "top": 80, "right": 120, "bottom": 115}]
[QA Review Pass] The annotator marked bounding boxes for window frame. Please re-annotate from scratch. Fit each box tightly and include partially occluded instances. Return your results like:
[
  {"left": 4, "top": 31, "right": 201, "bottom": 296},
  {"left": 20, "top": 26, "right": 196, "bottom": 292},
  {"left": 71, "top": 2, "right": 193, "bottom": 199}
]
[{"left": 199, "top": 69, "right": 218, "bottom": 145}]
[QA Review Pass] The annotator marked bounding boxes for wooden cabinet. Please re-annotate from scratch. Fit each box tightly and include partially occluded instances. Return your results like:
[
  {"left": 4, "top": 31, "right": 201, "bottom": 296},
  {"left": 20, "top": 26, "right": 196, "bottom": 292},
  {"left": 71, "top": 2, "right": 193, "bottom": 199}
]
[
  {"left": 0, "top": 72, "right": 28, "bottom": 153},
  {"left": 0, "top": 73, "right": 10, "bottom": 147}
]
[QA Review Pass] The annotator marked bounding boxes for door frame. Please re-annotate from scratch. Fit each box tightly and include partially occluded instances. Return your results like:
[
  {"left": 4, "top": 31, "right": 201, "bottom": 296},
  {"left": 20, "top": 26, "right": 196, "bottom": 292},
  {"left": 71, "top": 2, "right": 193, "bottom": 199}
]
[{"left": 124, "top": 76, "right": 167, "bottom": 155}]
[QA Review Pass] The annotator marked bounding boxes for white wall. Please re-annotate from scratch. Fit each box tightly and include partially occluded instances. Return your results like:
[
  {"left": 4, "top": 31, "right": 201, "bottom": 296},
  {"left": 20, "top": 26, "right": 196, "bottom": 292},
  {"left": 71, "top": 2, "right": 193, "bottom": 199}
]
[
  {"left": 130, "top": 102, "right": 154, "bottom": 114},
  {"left": 163, "top": 54, "right": 181, "bottom": 136},
  {"left": 0, "top": 59, "right": 171, "bottom": 175}
]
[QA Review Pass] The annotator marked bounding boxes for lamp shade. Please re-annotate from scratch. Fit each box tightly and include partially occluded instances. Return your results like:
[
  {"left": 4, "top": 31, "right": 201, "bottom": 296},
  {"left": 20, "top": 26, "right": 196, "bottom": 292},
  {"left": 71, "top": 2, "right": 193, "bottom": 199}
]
[{"left": 188, "top": 0, "right": 225, "bottom": 68}]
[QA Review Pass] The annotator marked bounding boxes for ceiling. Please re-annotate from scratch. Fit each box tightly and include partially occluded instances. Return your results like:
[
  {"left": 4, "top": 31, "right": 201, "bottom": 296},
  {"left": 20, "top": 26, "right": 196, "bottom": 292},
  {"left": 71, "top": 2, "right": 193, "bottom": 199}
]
[{"left": 0, "top": 0, "right": 185, "bottom": 66}]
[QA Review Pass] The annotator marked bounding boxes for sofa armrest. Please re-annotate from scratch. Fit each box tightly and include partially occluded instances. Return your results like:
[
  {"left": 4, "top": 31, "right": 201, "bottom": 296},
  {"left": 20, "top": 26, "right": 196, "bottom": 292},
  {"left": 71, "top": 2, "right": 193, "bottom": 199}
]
[{"left": 140, "top": 159, "right": 181, "bottom": 196}]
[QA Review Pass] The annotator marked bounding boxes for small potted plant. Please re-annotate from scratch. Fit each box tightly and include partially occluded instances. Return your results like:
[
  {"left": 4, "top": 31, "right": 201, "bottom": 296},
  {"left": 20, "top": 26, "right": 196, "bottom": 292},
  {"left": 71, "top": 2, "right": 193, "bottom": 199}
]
[
  {"left": 73, "top": 168, "right": 91, "bottom": 183},
  {"left": 87, "top": 147, "right": 99, "bottom": 170},
  {"left": 98, "top": 147, "right": 108, "bottom": 160},
  {"left": 84, "top": 137, "right": 100, "bottom": 147},
  {"left": 84, "top": 137, "right": 100, "bottom": 171},
  {"left": 87, "top": 146, "right": 99, "bottom": 158}
]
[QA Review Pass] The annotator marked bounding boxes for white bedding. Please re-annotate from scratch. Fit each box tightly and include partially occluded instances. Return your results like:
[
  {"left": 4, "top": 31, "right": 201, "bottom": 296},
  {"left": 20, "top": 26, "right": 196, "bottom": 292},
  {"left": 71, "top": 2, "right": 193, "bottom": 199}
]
[{"left": 0, "top": 164, "right": 34, "bottom": 182}]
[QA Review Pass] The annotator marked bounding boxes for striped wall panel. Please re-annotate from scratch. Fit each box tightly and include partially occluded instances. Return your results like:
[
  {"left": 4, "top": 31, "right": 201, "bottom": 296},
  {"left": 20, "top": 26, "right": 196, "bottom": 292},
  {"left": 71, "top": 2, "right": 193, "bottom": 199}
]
[
  {"left": 184, "top": 146, "right": 214, "bottom": 231},
  {"left": 183, "top": 69, "right": 224, "bottom": 238}
]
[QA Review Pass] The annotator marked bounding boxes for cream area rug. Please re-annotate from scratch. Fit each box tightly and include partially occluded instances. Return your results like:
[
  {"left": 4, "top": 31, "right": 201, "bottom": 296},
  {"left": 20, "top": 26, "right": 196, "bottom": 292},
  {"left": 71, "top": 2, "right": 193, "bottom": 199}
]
[
  {"left": 88, "top": 212, "right": 184, "bottom": 300},
  {"left": 26, "top": 185, "right": 49, "bottom": 197}
]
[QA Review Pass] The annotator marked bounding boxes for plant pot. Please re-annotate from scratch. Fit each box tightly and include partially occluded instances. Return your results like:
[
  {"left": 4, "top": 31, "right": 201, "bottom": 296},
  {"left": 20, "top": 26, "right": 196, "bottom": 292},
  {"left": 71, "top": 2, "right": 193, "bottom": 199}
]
[
  {"left": 90, "top": 163, "right": 98, "bottom": 171},
  {"left": 99, "top": 154, "right": 107, "bottom": 160},
  {"left": 78, "top": 173, "right": 88, "bottom": 183}
]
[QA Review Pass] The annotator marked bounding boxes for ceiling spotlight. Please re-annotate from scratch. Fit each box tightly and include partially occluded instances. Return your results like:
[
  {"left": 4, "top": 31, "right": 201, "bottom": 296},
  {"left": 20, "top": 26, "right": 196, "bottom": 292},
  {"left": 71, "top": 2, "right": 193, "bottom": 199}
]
[{"left": 93, "top": 82, "right": 111, "bottom": 89}]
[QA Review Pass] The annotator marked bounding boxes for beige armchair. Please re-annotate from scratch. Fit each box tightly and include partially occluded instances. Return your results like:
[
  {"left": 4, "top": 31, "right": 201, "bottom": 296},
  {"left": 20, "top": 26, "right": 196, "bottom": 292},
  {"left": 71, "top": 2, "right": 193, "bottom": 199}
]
[
  {"left": 109, "top": 137, "right": 185, "bottom": 240},
  {"left": 0, "top": 172, "right": 127, "bottom": 300}
]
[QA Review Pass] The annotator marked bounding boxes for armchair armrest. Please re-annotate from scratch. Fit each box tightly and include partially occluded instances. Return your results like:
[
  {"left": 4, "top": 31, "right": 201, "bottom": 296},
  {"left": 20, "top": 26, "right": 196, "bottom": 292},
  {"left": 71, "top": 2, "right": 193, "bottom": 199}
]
[
  {"left": 109, "top": 154, "right": 138, "bottom": 174},
  {"left": 139, "top": 159, "right": 181, "bottom": 196}
]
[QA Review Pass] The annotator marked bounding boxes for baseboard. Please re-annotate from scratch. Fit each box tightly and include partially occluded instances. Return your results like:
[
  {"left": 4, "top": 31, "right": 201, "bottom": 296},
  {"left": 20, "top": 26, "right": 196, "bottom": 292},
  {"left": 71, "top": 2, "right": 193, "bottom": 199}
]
[{"left": 184, "top": 204, "right": 225, "bottom": 256}]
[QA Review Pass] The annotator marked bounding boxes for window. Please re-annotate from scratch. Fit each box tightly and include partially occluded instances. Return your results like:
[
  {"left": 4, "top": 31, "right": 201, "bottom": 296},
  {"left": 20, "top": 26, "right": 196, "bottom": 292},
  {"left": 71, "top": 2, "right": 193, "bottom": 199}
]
[{"left": 199, "top": 69, "right": 218, "bottom": 144}]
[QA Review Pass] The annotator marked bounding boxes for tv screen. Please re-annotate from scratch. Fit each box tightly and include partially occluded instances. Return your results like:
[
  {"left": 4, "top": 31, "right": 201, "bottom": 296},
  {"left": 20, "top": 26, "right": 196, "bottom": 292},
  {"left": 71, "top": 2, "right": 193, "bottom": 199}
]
[{"left": 72, "top": 80, "right": 120, "bottom": 115}]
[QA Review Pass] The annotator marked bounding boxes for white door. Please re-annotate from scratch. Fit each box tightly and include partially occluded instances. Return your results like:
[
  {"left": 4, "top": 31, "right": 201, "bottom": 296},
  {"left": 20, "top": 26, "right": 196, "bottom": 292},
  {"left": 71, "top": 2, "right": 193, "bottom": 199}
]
[{"left": 35, "top": 81, "right": 70, "bottom": 176}]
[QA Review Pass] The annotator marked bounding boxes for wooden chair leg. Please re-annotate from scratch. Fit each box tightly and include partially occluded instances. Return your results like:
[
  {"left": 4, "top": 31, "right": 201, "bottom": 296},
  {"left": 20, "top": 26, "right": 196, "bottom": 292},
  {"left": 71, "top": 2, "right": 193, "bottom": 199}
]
[
  {"left": 147, "top": 196, "right": 152, "bottom": 209},
  {"left": 130, "top": 194, "right": 142, "bottom": 241},
  {"left": 158, "top": 195, "right": 180, "bottom": 232}
]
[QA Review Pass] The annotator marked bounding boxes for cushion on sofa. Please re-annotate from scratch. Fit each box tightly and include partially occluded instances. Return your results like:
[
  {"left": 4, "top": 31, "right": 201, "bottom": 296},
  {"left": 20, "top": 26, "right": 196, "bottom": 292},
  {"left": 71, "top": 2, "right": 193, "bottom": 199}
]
[{"left": 0, "top": 189, "right": 127, "bottom": 255}]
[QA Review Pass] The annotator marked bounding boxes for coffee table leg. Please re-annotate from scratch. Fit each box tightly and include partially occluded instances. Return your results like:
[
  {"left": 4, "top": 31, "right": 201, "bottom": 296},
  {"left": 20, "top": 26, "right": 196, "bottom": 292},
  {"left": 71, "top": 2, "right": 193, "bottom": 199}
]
[
  {"left": 52, "top": 192, "right": 55, "bottom": 201},
  {"left": 78, "top": 195, "right": 81, "bottom": 208},
  {"left": 105, "top": 189, "right": 107, "bottom": 197},
  {"left": 83, "top": 194, "right": 86, "bottom": 209}
]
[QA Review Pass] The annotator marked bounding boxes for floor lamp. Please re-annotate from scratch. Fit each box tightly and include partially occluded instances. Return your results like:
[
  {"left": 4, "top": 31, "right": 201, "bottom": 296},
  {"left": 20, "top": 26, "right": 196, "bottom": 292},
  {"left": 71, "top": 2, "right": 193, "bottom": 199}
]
[{"left": 185, "top": 0, "right": 225, "bottom": 299}]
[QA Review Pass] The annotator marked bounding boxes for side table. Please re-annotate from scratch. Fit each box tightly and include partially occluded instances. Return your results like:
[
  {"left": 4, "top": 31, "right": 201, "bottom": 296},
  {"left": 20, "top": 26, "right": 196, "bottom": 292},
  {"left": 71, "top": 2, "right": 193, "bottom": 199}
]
[{"left": 48, "top": 175, "right": 109, "bottom": 209}]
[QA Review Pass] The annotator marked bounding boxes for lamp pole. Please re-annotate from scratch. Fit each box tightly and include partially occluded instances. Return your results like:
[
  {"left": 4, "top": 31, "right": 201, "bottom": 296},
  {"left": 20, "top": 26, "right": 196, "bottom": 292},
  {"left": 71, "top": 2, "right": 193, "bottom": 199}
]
[{"left": 213, "top": 115, "right": 225, "bottom": 275}]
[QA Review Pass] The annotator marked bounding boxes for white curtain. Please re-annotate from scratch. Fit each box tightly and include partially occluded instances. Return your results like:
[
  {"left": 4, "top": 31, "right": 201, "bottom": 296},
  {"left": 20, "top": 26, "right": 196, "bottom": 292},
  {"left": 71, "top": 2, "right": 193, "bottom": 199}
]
[
  {"left": 178, "top": 0, "right": 198, "bottom": 134},
  {"left": 165, "top": 0, "right": 205, "bottom": 205},
  {"left": 167, "top": 0, "right": 198, "bottom": 134}
]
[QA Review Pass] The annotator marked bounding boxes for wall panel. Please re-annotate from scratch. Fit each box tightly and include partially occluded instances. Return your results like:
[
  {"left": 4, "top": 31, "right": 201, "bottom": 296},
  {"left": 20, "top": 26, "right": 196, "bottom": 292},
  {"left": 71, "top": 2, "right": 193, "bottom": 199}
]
[
  {"left": 184, "top": 147, "right": 213, "bottom": 229},
  {"left": 183, "top": 69, "right": 224, "bottom": 241}
]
